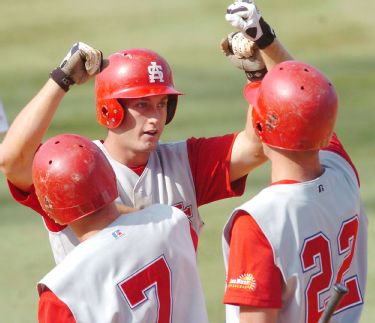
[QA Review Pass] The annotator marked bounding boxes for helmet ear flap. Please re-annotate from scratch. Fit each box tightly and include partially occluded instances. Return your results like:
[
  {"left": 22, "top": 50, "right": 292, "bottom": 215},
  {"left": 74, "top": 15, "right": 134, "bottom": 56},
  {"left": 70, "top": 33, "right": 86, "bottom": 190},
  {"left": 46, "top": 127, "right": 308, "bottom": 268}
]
[
  {"left": 96, "top": 98, "right": 125, "bottom": 129},
  {"left": 166, "top": 95, "right": 178, "bottom": 124},
  {"left": 251, "top": 106, "right": 265, "bottom": 139}
]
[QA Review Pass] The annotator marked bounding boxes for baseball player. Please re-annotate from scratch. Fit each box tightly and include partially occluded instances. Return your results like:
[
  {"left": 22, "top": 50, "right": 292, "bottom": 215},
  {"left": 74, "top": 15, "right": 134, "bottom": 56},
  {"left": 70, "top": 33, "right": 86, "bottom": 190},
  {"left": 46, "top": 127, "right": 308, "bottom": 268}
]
[
  {"left": 222, "top": 1, "right": 368, "bottom": 322},
  {"left": 0, "top": 40, "right": 270, "bottom": 263},
  {"left": 34, "top": 133, "right": 208, "bottom": 323}
]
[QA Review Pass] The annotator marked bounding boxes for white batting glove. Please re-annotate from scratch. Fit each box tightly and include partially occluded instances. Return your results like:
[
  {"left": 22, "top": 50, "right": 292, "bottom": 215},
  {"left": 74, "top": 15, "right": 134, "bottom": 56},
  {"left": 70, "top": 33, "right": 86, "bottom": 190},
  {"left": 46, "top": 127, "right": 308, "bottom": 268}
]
[
  {"left": 50, "top": 42, "right": 103, "bottom": 91},
  {"left": 225, "top": 0, "right": 275, "bottom": 49},
  {"left": 224, "top": 31, "right": 257, "bottom": 59},
  {"left": 221, "top": 32, "right": 267, "bottom": 81}
]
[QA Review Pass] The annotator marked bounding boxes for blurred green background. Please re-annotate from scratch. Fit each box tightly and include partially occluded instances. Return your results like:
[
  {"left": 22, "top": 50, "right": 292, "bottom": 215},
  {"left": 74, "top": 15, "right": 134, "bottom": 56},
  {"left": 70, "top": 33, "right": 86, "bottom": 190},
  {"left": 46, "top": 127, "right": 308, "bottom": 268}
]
[{"left": 0, "top": 0, "right": 374, "bottom": 321}]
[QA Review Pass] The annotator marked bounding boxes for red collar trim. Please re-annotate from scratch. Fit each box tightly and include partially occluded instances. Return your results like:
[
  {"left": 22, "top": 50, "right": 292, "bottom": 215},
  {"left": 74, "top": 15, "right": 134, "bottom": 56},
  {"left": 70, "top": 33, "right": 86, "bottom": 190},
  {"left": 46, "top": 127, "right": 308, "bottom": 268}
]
[
  {"left": 129, "top": 164, "right": 146, "bottom": 176},
  {"left": 269, "top": 179, "right": 301, "bottom": 186}
]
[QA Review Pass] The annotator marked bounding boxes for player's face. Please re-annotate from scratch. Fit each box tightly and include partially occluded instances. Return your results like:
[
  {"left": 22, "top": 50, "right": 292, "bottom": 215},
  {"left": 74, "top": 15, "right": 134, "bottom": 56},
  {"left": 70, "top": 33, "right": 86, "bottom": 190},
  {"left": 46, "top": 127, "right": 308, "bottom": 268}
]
[{"left": 116, "top": 94, "right": 168, "bottom": 154}]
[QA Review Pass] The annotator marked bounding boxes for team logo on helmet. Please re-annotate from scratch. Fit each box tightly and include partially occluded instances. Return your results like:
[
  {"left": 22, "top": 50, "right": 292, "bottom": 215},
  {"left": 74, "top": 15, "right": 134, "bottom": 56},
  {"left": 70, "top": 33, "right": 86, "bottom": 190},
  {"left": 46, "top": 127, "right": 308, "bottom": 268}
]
[{"left": 148, "top": 61, "right": 164, "bottom": 83}]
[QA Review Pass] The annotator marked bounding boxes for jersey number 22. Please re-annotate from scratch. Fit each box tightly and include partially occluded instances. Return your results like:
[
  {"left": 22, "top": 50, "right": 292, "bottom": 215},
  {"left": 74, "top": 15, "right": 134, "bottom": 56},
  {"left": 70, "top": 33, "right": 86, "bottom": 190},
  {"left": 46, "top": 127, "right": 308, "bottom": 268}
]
[{"left": 300, "top": 215, "right": 363, "bottom": 323}]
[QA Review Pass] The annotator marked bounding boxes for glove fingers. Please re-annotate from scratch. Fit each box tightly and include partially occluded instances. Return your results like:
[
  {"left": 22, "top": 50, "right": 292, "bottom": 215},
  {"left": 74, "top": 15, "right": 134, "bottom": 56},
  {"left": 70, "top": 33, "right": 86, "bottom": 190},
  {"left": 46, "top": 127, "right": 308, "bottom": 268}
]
[
  {"left": 83, "top": 49, "right": 103, "bottom": 76},
  {"left": 220, "top": 32, "right": 266, "bottom": 73},
  {"left": 220, "top": 37, "right": 232, "bottom": 56},
  {"left": 74, "top": 42, "right": 102, "bottom": 76},
  {"left": 225, "top": 14, "right": 247, "bottom": 30},
  {"left": 234, "top": 0, "right": 255, "bottom": 4},
  {"left": 227, "top": 2, "right": 254, "bottom": 16},
  {"left": 231, "top": 33, "right": 255, "bottom": 58}
]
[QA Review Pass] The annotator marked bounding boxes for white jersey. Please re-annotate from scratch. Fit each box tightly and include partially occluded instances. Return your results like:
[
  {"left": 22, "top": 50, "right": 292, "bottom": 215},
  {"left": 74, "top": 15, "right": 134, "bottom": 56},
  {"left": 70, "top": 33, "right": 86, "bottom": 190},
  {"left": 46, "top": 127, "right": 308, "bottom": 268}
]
[
  {"left": 39, "top": 204, "right": 208, "bottom": 323},
  {"left": 223, "top": 151, "right": 368, "bottom": 323},
  {"left": 0, "top": 99, "right": 9, "bottom": 134},
  {"left": 48, "top": 140, "right": 201, "bottom": 263}
]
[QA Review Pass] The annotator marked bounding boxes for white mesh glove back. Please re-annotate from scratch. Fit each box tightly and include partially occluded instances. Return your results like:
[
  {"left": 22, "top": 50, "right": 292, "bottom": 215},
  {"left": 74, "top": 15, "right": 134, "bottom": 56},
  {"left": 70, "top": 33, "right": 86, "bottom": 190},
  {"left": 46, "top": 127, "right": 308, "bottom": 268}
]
[{"left": 225, "top": 0, "right": 275, "bottom": 49}]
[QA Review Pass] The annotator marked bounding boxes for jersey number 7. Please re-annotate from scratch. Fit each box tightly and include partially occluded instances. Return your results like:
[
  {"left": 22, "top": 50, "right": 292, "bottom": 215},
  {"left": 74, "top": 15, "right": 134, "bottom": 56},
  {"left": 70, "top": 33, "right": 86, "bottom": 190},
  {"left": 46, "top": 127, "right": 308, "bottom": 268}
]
[
  {"left": 118, "top": 255, "right": 172, "bottom": 323},
  {"left": 300, "top": 215, "right": 363, "bottom": 323}
]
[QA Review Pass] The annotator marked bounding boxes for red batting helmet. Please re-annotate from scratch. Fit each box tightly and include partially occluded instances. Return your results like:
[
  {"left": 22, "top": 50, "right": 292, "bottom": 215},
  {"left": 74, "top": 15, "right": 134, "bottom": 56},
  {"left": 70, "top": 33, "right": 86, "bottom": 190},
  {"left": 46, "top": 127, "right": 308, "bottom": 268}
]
[
  {"left": 95, "top": 48, "right": 183, "bottom": 129},
  {"left": 32, "top": 134, "right": 118, "bottom": 225},
  {"left": 244, "top": 60, "right": 338, "bottom": 151}
]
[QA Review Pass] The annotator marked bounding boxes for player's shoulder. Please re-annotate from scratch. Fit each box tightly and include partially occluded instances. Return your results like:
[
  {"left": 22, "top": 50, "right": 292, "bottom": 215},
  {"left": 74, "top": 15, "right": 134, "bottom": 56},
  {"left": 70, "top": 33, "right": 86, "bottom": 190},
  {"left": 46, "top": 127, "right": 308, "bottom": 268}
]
[
  {"left": 147, "top": 203, "right": 173, "bottom": 212},
  {"left": 320, "top": 148, "right": 350, "bottom": 167},
  {"left": 319, "top": 150, "right": 359, "bottom": 186},
  {"left": 235, "top": 188, "right": 278, "bottom": 215},
  {"left": 137, "top": 204, "right": 189, "bottom": 232},
  {"left": 153, "top": 141, "right": 190, "bottom": 167},
  {"left": 156, "top": 203, "right": 186, "bottom": 216},
  {"left": 143, "top": 204, "right": 186, "bottom": 219},
  {"left": 238, "top": 183, "right": 303, "bottom": 217},
  {"left": 157, "top": 139, "right": 187, "bottom": 150}
]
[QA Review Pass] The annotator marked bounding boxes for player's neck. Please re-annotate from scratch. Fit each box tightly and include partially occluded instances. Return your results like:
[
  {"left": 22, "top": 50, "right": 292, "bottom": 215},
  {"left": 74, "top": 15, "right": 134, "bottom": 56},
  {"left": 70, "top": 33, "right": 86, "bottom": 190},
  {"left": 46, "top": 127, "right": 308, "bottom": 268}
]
[
  {"left": 103, "top": 135, "right": 150, "bottom": 166},
  {"left": 269, "top": 148, "right": 323, "bottom": 183},
  {"left": 69, "top": 202, "right": 121, "bottom": 242}
]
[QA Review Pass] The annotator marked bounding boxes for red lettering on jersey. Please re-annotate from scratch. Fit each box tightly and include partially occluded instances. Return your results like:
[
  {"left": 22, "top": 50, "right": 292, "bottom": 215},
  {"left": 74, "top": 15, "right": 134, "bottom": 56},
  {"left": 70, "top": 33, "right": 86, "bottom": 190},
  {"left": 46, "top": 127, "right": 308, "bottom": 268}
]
[
  {"left": 300, "top": 215, "right": 363, "bottom": 323},
  {"left": 173, "top": 202, "right": 193, "bottom": 222},
  {"left": 335, "top": 216, "right": 362, "bottom": 312},
  {"left": 118, "top": 256, "right": 172, "bottom": 323},
  {"left": 301, "top": 233, "right": 333, "bottom": 323}
]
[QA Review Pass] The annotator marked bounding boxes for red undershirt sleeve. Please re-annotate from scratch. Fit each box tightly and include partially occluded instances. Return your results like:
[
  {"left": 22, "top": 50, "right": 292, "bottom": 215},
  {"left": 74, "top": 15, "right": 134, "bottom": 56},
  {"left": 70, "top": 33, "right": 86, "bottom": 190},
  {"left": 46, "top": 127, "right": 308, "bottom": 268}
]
[
  {"left": 38, "top": 289, "right": 75, "bottom": 323},
  {"left": 224, "top": 211, "right": 282, "bottom": 308},
  {"left": 186, "top": 134, "right": 247, "bottom": 206},
  {"left": 189, "top": 223, "right": 198, "bottom": 252},
  {"left": 323, "top": 133, "right": 360, "bottom": 186}
]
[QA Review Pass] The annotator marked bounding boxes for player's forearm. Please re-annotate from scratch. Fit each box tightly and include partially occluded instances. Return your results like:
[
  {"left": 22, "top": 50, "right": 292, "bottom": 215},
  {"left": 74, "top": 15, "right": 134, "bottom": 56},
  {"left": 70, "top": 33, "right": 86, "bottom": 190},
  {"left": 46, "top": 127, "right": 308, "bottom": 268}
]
[
  {"left": 230, "top": 108, "right": 267, "bottom": 182},
  {"left": 240, "top": 306, "right": 278, "bottom": 323},
  {"left": 0, "top": 79, "right": 65, "bottom": 191},
  {"left": 259, "top": 39, "right": 294, "bottom": 71},
  {"left": 1, "top": 42, "right": 102, "bottom": 192}
]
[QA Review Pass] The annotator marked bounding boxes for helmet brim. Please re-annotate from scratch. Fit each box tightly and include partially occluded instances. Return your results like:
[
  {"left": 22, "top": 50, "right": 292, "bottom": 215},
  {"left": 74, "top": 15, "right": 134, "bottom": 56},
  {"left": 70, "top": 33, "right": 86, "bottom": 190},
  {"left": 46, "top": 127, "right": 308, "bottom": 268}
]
[
  {"left": 243, "top": 81, "right": 261, "bottom": 109},
  {"left": 112, "top": 85, "right": 183, "bottom": 99}
]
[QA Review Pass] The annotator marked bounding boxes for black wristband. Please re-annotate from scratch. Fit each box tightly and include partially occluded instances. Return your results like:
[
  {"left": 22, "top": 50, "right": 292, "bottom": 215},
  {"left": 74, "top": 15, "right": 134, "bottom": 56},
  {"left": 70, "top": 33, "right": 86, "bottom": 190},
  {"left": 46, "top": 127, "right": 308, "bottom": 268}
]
[
  {"left": 49, "top": 68, "right": 75, "bottom": 92},
  {"left": 246, "top": 17, "right": 276, "bottom": 50},
  {"left": 245, "top": 67, "right": 268, "bottom": 82}
]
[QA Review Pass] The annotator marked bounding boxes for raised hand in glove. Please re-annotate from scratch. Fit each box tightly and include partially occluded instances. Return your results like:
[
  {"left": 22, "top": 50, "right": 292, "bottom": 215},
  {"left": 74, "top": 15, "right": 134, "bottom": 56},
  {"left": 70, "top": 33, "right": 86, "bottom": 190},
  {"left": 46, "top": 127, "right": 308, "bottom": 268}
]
[
  {"left": 221, "top": 32, "right": 267, "bottom": 82},
  {"left": 50, "top": 42, "right": 103, "bottom": 92},
  {"left": 225, "top": 0, "right": 275, "bottom": 49}
]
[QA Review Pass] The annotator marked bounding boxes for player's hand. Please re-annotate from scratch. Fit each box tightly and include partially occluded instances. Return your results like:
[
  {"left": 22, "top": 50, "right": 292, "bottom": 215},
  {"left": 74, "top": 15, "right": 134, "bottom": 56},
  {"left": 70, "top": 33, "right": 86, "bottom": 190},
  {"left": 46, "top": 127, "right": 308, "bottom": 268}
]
[
  {"left": 225, "top": 0, "right": 275, "bottom": 49},
  {"left": 60, "top": 42, "right": 103, "bottom": 84},
  {"left": 220, "top": 32, "right": 267, "bottom": 81},
  {"left": 50, "top": 42, "right": 103, "bottom": 91}
]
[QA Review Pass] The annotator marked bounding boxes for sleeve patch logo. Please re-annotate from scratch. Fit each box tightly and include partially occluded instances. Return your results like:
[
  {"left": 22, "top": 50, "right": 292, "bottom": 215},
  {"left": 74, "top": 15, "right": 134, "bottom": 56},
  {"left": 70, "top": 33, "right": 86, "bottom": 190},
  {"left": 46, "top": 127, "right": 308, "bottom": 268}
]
[
  {"left": 111, "top": 229, "right": 125, "bottom": 239},
  {"left": 228, "top": 273, "right": 257, "bottom": 291}
]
